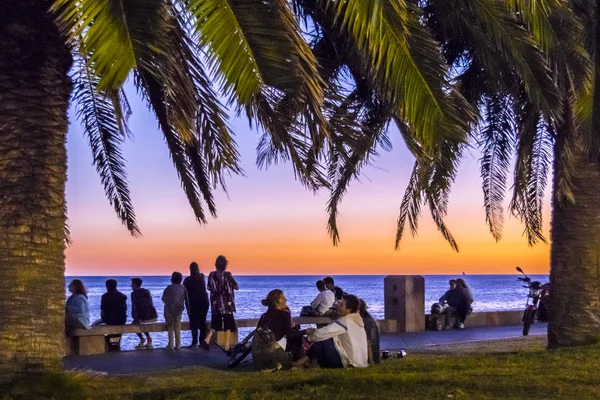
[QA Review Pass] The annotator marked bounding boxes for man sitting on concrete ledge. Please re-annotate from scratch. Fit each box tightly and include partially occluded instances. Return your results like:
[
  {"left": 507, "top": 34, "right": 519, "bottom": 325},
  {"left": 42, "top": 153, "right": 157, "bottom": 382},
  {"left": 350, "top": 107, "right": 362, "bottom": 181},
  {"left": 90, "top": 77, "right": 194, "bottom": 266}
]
[{"left": 303, "top": 294, "right": 368, "bottom": 368}]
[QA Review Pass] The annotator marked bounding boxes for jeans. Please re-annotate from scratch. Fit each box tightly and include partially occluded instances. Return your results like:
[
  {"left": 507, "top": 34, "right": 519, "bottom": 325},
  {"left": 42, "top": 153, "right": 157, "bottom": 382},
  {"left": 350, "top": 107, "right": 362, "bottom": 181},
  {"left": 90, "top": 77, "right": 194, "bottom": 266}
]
[
  {"left": 308, "top": 338, "right": 343, "bottom": 368},
  {"left": 165, "top": 312, "right": 182, "bottom": 348}
]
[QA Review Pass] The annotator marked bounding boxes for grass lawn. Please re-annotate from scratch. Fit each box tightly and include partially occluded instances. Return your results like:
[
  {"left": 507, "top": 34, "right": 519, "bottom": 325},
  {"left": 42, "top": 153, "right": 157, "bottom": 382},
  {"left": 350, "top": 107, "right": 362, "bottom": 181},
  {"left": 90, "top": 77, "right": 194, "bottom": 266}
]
[{"left": 4, "top": 336, "right": 600, "bottom": 399}]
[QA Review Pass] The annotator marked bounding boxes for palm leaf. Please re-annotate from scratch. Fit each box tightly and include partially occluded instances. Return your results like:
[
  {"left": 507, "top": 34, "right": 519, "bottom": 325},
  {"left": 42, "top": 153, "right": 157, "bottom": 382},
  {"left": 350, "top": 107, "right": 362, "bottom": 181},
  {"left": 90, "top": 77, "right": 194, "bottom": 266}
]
[
  {"left": 170, "top": 10, "right": 243, "bottom": 188},
  {"left": 186, "top": 0, "right": 328, "bottom": 141},
  {"left": 72, "top": 57, "right": 140, "bottom": 235},
  {"left": 326, "top": 93, "right": 393, "bottom": 245},
  {"left": 327, "top": 0, "right": 474, "bottom": 149},
  {"left": 510, "top": 99, "right": 550, "bottom": 245},
  {"left": 134, "top": 69, "right": 211, "bottom": 222},
  {"left": 478, "top": 94, "right": 516, "bottom": 241},
  {"left": 53, "top": 0, "right": 170, "bottom": 92},
  {"left": 395, "top": 120, "right": 461, "bottom": 251}
]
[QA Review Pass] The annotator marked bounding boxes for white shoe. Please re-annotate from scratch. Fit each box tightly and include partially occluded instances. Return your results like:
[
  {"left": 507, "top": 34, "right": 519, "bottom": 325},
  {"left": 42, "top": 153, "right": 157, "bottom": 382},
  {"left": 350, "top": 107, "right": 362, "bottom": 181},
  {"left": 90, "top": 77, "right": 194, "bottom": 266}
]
[{"left": 458, "top": 323, "right": 464, "bottom": 329}]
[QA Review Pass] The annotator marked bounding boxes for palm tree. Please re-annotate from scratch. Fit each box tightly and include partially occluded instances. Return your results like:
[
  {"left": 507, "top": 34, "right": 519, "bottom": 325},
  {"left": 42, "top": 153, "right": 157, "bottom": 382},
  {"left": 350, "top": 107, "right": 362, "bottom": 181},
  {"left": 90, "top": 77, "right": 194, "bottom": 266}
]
[
  {"left": 321, "top": 0, "right": 600, "bottom": 348},
  {"left": 416, "top": 0, "right": 600, "bottom": 348}
]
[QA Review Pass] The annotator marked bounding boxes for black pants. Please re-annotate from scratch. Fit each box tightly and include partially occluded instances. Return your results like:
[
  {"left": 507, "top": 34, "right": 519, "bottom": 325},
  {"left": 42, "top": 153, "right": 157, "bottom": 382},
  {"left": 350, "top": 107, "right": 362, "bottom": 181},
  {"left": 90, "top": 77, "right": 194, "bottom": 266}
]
[{"left": 189, "top": 308, "right": 208, "bottom": 344}]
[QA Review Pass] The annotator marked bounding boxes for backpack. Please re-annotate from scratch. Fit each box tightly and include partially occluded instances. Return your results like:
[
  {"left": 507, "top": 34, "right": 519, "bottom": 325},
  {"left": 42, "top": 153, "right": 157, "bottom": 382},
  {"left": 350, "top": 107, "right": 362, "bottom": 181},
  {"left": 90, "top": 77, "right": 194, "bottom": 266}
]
[{"left": 251, "top": 317, "right": 289, "bottom": 370}]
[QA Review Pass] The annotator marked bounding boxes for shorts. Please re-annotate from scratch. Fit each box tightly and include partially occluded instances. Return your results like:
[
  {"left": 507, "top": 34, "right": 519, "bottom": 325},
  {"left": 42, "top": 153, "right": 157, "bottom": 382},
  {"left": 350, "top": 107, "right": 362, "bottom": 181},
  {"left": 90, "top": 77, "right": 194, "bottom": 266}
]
[{"left": 211, "top": 313, "right": 236, "bottom": 332}]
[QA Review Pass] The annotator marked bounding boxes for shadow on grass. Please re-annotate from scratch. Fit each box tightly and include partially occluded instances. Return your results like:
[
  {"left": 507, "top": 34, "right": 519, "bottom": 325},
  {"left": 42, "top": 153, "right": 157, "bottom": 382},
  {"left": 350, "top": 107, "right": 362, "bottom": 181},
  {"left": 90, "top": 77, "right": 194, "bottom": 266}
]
[{"left": 1, "top": 372, "right": 87, "bottom": 400}]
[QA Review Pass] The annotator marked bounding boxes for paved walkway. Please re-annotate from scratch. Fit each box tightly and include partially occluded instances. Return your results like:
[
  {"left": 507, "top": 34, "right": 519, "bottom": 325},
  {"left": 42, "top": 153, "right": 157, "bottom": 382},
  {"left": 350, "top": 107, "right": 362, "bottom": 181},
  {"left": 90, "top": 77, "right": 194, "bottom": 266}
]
[{"left": 65, "top": 323, "right": 547, "bottom": 375}]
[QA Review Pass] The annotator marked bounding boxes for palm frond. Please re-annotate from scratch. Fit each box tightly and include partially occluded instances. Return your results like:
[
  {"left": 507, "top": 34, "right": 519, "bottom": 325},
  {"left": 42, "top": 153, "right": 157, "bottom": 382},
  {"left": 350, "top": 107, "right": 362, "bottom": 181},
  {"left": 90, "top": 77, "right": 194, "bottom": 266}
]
[
  {"left": 170, "top": 10, "right": 243, "bottom": 188},
  {"left": 72, "top": 58, "right": 140, "bottom": 235},
  {"left": 465, "top": 0, "right": 560, "bottom": 118},
  {"left": 395, "top": 120, "right": 462, "bottom": 251},
  {"left": 395, "top": 160, "right": 424, "bottom": 250},
  {"left": 326, "top": 93, "right": 393, "bottom": 245},
  {"left": 53, "top": 0, "right": 170, "bottom": 92},
  {"left": 134, "top": 69, "right": 211, "bottom": 222},
  {"left": 323, "top": 0, "right": 474, "bottom": 150},
  {"left": 186, "top": 0, "right": 328, "bottom": 138},
  {"left": 510, "top": 100, "right": 551, "bottom": 245},
  {"left": 478, "top": 94, "right": 516, "bottom": 241}
]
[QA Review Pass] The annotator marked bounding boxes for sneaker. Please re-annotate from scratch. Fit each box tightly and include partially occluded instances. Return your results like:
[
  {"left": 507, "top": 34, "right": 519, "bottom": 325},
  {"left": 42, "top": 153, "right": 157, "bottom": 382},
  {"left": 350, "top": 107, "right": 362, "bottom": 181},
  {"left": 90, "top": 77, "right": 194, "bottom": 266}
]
[
  {"left": 175, "top": 346, "right": 181, "bottom": 350},
  {"left": 188, "top": 344, "right": 198, "bottom": 349},
  {"left": 165, "top": 344, "right": 174, "bottom": 350},
  {"left": 146, "top": 342, "right": 154, "bottom": 349},
  {"left": 443, "top": 325, "right": 452, "bottom": 330},
  {"left": 260, "top": 362, "right": 282, "bottom": 373},
  {"left": 458, "top": 323, "right": 464, "bottom": 329},
  {"left": 200, "top": 342, "right": 210, "bottom": 352},
  {"left": 135, "top": 343, "right": 146, "bottom": 350}
]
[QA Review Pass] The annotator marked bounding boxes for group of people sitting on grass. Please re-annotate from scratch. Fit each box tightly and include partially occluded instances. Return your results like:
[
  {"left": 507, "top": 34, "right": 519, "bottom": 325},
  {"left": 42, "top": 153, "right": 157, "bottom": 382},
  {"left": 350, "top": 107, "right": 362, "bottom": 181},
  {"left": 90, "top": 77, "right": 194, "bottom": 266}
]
[
  {"left": 431, "top": 278, "right": 475, "bottom": 330},
  {"left": 65, "top": 255, "right": 237, "bottom": 351},
  {"left": 254, "top": 288, "right": 381, "bottom": 371}
]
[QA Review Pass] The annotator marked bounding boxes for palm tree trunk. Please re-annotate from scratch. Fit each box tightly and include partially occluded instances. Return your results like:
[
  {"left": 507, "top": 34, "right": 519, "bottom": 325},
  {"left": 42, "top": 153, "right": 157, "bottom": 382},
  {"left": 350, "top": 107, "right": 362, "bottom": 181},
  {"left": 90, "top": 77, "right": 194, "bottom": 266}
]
[
  {"left": 0, "top": 1, "right": 72, "bottom": 376},
  {"left": 548, "top": 135, "right": 600, "bottom": 348}
]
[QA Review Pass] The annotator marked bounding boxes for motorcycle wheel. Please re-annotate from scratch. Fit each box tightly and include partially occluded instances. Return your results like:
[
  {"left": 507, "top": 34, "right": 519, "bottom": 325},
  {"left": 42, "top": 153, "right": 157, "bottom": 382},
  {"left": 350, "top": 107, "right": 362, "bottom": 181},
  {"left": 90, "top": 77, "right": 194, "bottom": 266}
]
[{"left": 522, "top": 309, "right": 534, "bottom": 336}]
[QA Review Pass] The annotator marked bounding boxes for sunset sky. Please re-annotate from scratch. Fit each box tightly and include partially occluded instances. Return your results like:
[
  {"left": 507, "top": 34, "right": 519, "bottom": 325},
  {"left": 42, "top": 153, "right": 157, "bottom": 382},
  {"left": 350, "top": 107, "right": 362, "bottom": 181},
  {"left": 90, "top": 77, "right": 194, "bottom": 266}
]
[{"left": 65, "top": 91, "right": 552, "bottom": 276}]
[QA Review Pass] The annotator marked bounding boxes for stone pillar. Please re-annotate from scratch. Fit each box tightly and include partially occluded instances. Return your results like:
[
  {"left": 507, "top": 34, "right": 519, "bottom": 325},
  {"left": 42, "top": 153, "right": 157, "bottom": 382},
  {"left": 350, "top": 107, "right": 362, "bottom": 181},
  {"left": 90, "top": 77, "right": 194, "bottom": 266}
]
[{"left": 384, "top": 275, "right": 425, "bottom": 332}]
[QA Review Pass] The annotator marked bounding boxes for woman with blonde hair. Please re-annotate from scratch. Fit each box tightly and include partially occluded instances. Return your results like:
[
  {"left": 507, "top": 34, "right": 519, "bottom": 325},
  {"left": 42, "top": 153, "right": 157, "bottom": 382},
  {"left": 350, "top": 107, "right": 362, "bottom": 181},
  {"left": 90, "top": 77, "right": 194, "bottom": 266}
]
[{"left": 65, "top": 279, "right": 90, "bottom": 330}]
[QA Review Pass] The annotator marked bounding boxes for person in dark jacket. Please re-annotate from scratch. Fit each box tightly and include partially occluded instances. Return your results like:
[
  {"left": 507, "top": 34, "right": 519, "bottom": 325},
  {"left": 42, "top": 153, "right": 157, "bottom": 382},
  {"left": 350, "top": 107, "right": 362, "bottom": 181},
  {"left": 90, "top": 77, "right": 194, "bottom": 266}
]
[
  {"left": 101, "top": 279, "right": 127, "bottom": 325},
  {"left": 183, "top": 262, "right": 210, "bottom": 350},
  {"left": 100, "top": 279, "right": 127, "bottom": 351},
  {"left": 439, "top": 279, "right": 470, "bottom": 329},
  {"left": 131, "top": 277, "right": 158, "bottom": 349},
  {"left": 323, "top": 276, "right": 344, "bottom": 301},
  {"left": 253, "top": 289, "right": 306, "bottom": 371},
  {"left": 359, "top": 299, "right": 380, "bottom": 365}
]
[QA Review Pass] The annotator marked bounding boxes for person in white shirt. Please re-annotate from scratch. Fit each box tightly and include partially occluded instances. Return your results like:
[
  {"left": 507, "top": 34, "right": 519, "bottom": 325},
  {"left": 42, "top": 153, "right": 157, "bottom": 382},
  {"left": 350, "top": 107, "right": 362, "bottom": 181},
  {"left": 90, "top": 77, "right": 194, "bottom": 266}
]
[
  {"left": 304, "top": 294, "right": 368, "bottom": 368},
  {"left": 311, "top": 280, "right": 335, "bottom": 315}
]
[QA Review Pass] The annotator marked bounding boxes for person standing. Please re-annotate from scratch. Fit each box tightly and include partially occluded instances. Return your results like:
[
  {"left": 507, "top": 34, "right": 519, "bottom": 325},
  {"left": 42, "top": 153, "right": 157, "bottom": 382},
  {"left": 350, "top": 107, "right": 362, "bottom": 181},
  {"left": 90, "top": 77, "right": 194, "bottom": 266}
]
[
  {"left": 131, "top": 278, "right": 158, "bottom": 349},
  {"left": 99, "top": 279, "right": 127, "bottom": 350},
  {"left": 162, "top": 272, "right": 188, "bottom": 350},
  {"left": 204, "top": 255, "right": 239, "bottom": 352},
  {"left": 65, "top": 279, "right": 90, "bottom": 330},
  {"left": 183, "top": 262, "right": 210, "bottom": 350}
]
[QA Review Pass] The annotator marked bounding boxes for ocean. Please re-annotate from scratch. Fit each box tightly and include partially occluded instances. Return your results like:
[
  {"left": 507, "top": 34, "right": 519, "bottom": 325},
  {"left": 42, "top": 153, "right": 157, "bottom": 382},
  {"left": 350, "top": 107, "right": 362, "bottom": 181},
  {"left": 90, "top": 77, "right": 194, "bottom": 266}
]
[{"left": 67, "top": 274, "right": 548, "bottom": 350}]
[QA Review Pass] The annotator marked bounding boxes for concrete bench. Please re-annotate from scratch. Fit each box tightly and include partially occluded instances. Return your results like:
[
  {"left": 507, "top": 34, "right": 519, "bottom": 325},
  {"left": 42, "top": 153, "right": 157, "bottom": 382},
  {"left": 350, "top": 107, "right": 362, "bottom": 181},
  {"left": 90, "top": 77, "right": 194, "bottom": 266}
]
[{"left": 66, "top": 316, "right": 334, "bottom": 356}]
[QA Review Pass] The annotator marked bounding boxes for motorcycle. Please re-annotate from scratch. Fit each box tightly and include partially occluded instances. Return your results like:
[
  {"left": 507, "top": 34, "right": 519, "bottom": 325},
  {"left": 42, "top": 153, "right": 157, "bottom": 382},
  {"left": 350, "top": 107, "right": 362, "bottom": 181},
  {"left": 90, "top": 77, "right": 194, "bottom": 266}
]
[{"left": 516, "top": 266, "right": 550, "bottom": 335}]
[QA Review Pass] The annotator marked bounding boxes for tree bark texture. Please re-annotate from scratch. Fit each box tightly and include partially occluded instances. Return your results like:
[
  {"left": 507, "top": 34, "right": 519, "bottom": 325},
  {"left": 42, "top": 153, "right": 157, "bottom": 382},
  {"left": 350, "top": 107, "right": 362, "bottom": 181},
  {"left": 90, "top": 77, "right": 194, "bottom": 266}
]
[
  {"left": 0, "top": 0, "right": 72, "bottom": 376},
  {"left": 548, "top": 134, "right": 600, "bottom": 348}
]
